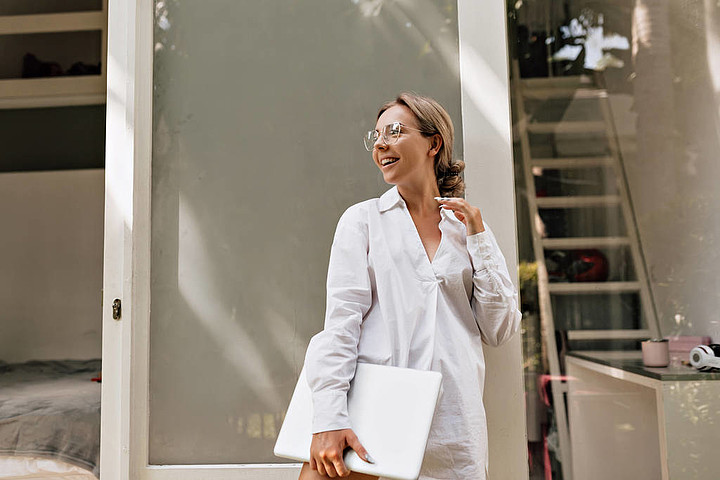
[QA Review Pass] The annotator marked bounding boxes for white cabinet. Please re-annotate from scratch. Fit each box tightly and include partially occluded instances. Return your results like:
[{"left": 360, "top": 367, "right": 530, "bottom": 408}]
[
  {"left": 0, "top": 0, "right": 107, "bottom": 108},
  {"left": 567, "top": 352, "right": 720, "bottom": 480}
]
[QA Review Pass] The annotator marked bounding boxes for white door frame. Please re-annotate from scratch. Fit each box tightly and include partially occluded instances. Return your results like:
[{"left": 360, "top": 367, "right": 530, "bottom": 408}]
[{"left": 100, "top": 0, "right": 526, "bottom": 478}]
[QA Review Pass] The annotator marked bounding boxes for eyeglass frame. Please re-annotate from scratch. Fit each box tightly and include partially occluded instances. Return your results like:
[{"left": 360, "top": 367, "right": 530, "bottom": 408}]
[{"left": 363, "top": 121, "right": 427, "bottom": 151}]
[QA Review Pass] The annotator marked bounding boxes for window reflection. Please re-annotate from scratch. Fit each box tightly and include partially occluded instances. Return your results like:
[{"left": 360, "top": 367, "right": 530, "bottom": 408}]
[
  {"left": 149, "top": 0, "right": 463, "bottom": 465},
  {"left": 510, "top": 0, "right": 720, "bottom": 477}
]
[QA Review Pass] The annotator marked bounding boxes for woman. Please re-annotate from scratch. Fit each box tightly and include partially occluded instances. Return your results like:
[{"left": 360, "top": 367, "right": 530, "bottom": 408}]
[{"left": 298, "top": 93, "right": 521, "bottom": 479}]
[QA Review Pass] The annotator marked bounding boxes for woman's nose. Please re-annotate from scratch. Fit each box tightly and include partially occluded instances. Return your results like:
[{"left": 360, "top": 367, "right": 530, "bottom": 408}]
[{"left": 374, "top": 138, "right": 388, "bottom": 151}]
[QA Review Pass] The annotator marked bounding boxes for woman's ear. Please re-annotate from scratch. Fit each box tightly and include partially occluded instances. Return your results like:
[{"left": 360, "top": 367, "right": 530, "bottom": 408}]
[{"left": 429, "top": 134, "right": 442, "bottom": 156}]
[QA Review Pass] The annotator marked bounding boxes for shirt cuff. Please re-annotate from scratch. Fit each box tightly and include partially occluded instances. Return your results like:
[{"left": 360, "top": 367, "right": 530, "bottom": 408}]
[
  {"left": 311, "top": 390, "right": 352, "bottom": 433},
  {"left": 466, "top": 230, "right": 496, "bottom": 272}
]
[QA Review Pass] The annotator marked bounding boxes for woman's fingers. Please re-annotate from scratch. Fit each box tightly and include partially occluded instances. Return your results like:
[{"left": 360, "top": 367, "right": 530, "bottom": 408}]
[
  {"left": 330, "top": 455, "right": 350, "bottom": 477},
  {"left": 320, "top": 462, "right": 333, "bottom": 477},
  {"left": 436, "top": 197, "right": 464, "bottom": 208},
  {"left": 435, "top": 197, "right": 483, "bottom": 234},
  {"left": 319, "top": 447, "right": 344, "bottom": 477},
  {"left": 346, "top": 431, "right": 372, "bottom": 464},
  {"left": 309, "top": 428, "right": 371, "bottom": 477},
  {"left": 437, "top": 197, "right": 467, "bottom": 217}
]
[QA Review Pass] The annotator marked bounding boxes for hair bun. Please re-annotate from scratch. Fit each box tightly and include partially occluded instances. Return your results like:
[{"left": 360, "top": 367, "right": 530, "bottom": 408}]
[
  {"left": 438, "top": 160, "right": 465, "bottom": 197},
  {"left": 447, "top": 160, "right": 465, "bottom": 176}
]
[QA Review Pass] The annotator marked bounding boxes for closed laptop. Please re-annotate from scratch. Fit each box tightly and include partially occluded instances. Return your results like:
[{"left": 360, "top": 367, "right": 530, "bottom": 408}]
[{"left": 274, "top": 363, "right": 442, "bottom": 480}]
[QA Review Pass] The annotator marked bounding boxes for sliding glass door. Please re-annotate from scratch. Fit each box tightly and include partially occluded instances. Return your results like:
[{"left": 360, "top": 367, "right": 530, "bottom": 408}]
[{"left": 147, "top": 0, "right": 463, "bottom": 469}]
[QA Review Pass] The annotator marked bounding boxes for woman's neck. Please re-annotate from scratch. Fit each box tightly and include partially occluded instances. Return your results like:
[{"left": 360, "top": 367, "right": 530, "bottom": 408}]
[{"left": 398, "top": 182, "right": 441, "bottom": 217}]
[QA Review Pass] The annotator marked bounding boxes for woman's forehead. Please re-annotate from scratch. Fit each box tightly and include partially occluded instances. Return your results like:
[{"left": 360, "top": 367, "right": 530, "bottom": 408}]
[{"left": 376, "top": 104, "right": 416, "bottom": 128}]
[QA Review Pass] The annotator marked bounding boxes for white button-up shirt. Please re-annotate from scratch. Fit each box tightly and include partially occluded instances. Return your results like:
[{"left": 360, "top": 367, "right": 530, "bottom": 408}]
[{"left": 305, "top": 186, "right": 521, "bottom": 479}]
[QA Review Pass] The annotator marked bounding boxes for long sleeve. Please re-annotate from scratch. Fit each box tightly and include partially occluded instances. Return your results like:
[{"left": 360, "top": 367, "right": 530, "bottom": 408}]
[
  {"left": 304, "top": 208, "right": 372, "bottom": 433},
  {"left": 466, "top": 221, "right": 522, "bottom": 347}
]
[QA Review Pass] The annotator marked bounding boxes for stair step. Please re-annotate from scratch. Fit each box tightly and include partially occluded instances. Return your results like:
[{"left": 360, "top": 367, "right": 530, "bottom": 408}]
[
  {"left": 523, "top": 88, "right": 608, "bottom": 100},
  {"left": 536, "top": 195, "right": 621, "bottom": 208},
  {"left": 549, "top": 282, "right": 641, "bottom": 294},
  {"left": 522, "top": 75, "right": 594, "bottom": 89},
  {"left": 527, "top": 121, "right": 607, "bottom": 134},
  {"left": 567, "top": 329, "right": 651, "bottom": 340},
  {"left": 543, "top": 237, "right": 630, "bottom": 249},
  {"left": 532, "top": 156, "right": 614, "bottom": 169}
]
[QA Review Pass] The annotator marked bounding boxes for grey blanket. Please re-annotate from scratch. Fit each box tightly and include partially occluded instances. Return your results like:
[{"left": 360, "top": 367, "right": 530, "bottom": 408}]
[{"left": 0, "top": 359, "right": 101, "bottom": 477}]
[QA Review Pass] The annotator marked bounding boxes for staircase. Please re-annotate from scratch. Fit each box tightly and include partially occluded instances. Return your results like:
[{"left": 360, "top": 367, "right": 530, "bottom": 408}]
[{"left": 512, "top": 64, "right": 661, "bottom": 479}]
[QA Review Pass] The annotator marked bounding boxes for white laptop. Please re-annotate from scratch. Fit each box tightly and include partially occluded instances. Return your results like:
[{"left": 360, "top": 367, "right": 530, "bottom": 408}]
[{"left": 274, "top": 363, "right": 442, "bottom": 480}]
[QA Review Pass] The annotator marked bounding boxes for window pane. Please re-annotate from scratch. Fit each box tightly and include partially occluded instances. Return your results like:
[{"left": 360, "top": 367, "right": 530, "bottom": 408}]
[
  {"left": 149, "top": 0, "right": 462, "bottom": 464},
  {"left": 511, "top": 0, "right": 720, "bottom": 477}
]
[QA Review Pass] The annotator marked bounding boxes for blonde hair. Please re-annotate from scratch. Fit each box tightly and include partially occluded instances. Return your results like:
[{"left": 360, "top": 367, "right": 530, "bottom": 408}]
[{"left": 377, "top": 92, "right": 465, "bottom": 197}]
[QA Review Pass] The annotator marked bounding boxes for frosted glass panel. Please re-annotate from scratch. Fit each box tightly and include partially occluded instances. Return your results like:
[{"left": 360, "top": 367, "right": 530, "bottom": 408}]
[{"left": 150, "top": 0, "right": 462, "bottom": 464}]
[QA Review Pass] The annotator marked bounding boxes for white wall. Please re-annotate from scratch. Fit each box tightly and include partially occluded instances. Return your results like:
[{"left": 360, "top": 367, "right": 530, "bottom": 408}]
[{"left": 0, "top": 168, "right": 104, "bottom": 363}]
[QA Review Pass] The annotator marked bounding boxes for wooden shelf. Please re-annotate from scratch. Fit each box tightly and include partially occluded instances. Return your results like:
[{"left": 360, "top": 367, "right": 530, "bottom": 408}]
[
  {"left": 536, "top": 195, "right": 622, "bottom": 208},
  {"left": 0, "top": 92, "right": 105, "bottom": 109},
  {"left": 532, "top": 156, "right": 614, "bottom": 169},
  {"left": 0, "top": 11, "right": 104, "bottom": 35},
  {"left": 542, "top": 236, "right": 631, "bottom": 249},
  {"left": 0, "top": 76, "right": 105, "bottom": 108},
  {"left": 0, "top": 3, "right": 107, "bottom": 108},
  {"left": 522, "top": 88, "right": 608, "bottom": 100},
  {"left": 521, "top": 75, "right": 594, "bottom": 89},
  {"left": 567, "top": 329, "right": 651, "bottom": 340},
  {"left": 549, "top": 281, "right": 641, "bottom": 294},
  {"left": 527, "top": 120, "right": 607, "bottom": 134}
]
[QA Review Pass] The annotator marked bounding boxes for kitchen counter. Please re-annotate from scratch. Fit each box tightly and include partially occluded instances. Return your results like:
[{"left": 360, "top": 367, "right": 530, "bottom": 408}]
[
  {"left": 566, "top": 350, "right": 720, "bottom": 480},
  {"left": 567, "top": 350, "right": 720, "bottom": 381}
]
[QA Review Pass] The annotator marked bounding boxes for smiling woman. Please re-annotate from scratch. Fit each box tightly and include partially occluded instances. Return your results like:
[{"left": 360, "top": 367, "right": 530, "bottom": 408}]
[{"left": 300, "top": 93, "right": 521, "bottom": 480}]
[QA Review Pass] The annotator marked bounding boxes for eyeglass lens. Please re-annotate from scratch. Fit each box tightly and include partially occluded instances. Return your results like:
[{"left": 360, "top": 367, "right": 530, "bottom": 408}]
[{"left": 363, "top": 123, "right": 401, "bottom": 151}]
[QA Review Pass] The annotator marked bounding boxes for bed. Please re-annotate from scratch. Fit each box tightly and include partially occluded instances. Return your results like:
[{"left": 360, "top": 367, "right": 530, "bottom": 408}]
[{"left": 0, "top": 359, "right": 101, "bottom": 479}]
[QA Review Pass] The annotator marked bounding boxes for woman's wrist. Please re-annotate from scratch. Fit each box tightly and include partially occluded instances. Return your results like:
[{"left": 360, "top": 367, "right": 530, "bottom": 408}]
[{"left": 466, "top": 212, "right": 485, "bottom": 235}]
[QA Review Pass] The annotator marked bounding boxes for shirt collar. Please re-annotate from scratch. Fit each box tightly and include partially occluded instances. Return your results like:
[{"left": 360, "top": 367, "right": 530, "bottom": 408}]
[
  {"left": 378, "top": 186, "right": 404, "bottom": 212},
  {"left": 377, "top": 186, "right": 459, "bottom": 221}
]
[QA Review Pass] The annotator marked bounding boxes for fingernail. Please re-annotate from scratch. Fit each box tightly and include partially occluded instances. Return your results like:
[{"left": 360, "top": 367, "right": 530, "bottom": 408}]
[
  {"left": 365, "top": 453, "right": 375, "bottom": 464},
  {"left": 433, "top": 196, "right": 443, "bottom": 201}
]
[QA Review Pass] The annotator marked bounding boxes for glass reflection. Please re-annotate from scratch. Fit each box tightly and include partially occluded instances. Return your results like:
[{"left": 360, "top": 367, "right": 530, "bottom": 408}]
[
  {"left": 510, "top": 0, "right": 720, "bottom": 477},
  {"left": 149, "top": 0, "right": 462, "bottom": 465}
]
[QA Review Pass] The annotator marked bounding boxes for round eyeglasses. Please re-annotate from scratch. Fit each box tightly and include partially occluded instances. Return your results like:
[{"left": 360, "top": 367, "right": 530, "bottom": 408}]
[{"left": 363, "top": 122, "right": 423, "bottom": 151}]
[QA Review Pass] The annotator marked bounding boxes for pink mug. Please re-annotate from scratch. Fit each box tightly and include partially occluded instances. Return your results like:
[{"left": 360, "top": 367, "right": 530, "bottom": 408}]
[{"left": 642, "top": 339, "right": 670, "bottom": 367}]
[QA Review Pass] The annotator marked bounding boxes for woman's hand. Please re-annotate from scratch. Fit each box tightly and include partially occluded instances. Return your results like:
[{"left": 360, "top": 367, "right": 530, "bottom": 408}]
[
  {"left": 310, "top": 428, "right": 372, "bottom": 478},
  {"left": 435, "top": 197, "right": 485, "bottom": 235}
]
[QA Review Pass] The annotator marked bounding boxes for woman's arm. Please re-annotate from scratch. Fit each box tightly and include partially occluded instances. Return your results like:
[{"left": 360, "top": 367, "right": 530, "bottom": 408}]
[
  {"left": 466, "top": 223, "right": 522, "bottom": 347},
  {"left": 304, "top": 208, "right": 374, "bottom": 476},
  {"left": 436, "top": 198, "right": 521, "bottom": 346},
  {"left": 304, "top": 207, "right": 373, "bottom": 433}
]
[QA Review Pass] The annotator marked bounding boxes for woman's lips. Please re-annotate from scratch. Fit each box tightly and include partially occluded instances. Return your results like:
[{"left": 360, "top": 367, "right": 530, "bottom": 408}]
[{"left": 381, "top": 158, "right": 399, "bottom": 169}]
